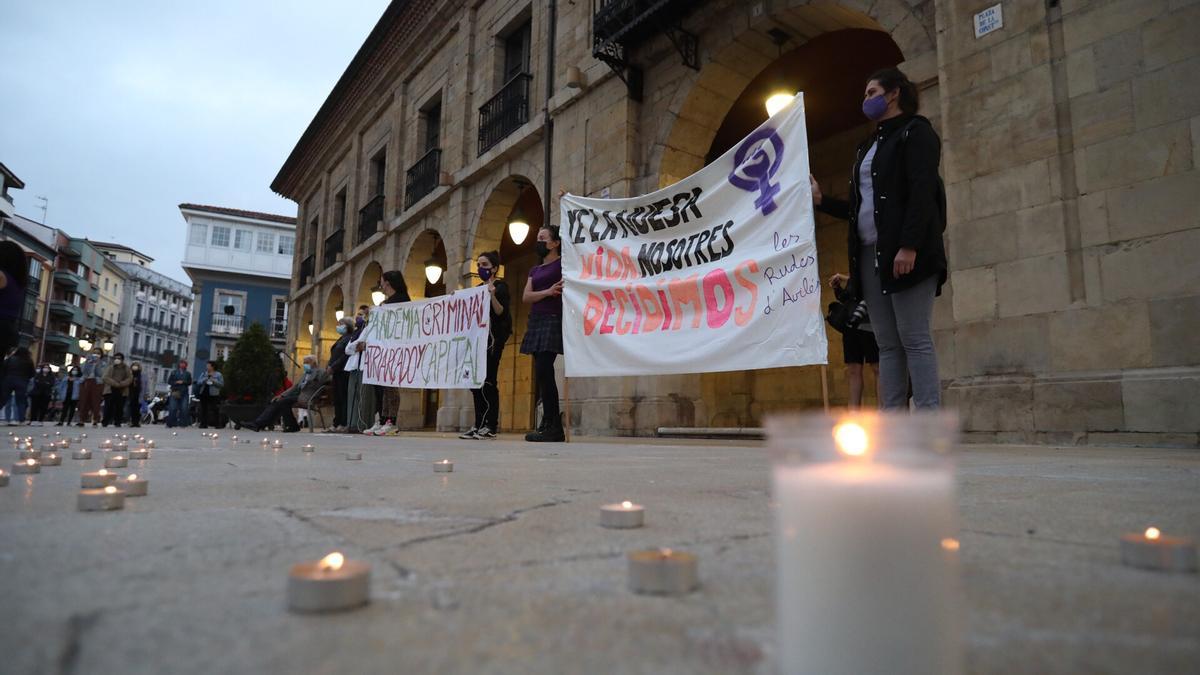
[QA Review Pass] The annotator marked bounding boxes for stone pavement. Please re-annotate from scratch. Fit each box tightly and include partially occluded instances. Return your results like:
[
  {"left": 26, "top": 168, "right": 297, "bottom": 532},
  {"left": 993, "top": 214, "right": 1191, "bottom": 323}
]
[{"left": 1, "top": 426, "right": 1197, "bottom": 675}]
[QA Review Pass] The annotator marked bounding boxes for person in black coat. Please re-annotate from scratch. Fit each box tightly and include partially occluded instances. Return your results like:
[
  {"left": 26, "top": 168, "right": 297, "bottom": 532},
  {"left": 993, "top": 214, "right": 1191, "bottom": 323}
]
[
  {"left": 327, "top": 316, "right": 355, "bottom": 431},
  {"left": 29, "top": 364, "right": 56, "bottom": 425},
  {"left": 811, "top": 67, "right": 947, "bottom": 410},
  {"left": 460, "top": 250, "right": 512, "bottom": 439}
]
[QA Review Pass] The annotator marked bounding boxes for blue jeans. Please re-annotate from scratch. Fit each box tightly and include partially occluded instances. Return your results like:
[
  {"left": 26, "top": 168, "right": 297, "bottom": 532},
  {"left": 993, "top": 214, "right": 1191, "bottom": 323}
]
[
  {"left": 167, "top": 391, "right": 190, "bottom": 427},
  {"left": 0, "top": 376, "right": 29, "bottom": 422},
  {"left": 859, "top": 245, "right": 941, "bottom": 409}
]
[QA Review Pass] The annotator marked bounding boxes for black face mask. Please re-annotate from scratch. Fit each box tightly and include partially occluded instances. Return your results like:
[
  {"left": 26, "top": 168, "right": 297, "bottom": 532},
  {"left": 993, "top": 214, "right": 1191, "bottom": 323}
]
[{"left": 535, "top": 242, "right": 550, "bottom": 259}]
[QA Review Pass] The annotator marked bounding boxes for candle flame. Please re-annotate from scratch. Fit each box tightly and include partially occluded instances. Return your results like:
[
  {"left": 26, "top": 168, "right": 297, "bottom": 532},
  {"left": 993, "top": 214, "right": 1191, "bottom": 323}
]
[
  {"left": 622, "top": 501, "right": 634, "bottom": 509},
  {"left": 940, "top": 538, "right": 960, "bottom": 551},
  {"left": 104, "top": 486, "right": 117, "bottom": 494},
  {"left": 98, "top": 469, "right": 108, "bottom": 475},
  {"left": 25, "top": 458, "right": 36, "bottom": 466},
  {"left": 319, "top": 552, "right": 345, "bottom": 572},
  {"left": 833, "top": 422, "right": 869, "bottom": 457},
  {"left": 127, "top": 474, "right": 138, "bottom": 481},
  {"left": 659, "top": 548, "right": 673, "bottom": 557},
  {"left": 1145, "top": 527, "right": 1161, "bottom": 540}
]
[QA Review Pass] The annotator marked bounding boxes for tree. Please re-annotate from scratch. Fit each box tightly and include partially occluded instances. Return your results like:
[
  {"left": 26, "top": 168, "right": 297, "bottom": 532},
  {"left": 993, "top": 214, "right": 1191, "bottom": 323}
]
[{"left": 222, "top": 322, "right": 285, "bottom": 405}]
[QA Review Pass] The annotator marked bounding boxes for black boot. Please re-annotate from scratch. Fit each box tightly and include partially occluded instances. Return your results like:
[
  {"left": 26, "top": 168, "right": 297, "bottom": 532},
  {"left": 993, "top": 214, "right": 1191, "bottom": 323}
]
[{"left": 525, "top": 420, "right": 564, "bottom": 443}]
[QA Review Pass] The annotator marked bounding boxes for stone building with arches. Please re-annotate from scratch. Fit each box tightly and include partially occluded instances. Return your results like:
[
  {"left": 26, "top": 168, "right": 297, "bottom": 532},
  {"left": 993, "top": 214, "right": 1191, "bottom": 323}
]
[{"left": 272, "top": 0, "right": 1200, "bottom": 446}]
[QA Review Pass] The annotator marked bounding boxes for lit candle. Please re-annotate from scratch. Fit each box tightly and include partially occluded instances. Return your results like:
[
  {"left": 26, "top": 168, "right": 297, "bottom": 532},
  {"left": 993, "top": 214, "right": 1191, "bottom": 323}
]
[
  {"left": 287, "top": 551, "right": 371, "bottom": 613},
  {"left": 41, "top": 452, "right": 62, "bottom": 466},
  {"left": 260, "top": 437, "right": 270, "bottom": 447},
  {"left": 128, "top": 448, "right": 150, "bottom": 460},
  {"left": 19, "top": 447, "right": 42, "bottom": 460},
  {"left": 78, "top": 485, "right": 125, "bottom": 511},
  {"left": 12, "top": 458, "right": 40, "bottom": 474},
  {"left": 101, "top": 439, "right": 113, "bottom": 450},
  {"left": 1120, "top": 527, "right": 1197, "bottom": 573},
  {"left": 59, "top": 439, "right": 71, "bottom": 449},
  {"left": 72, "top": 448, "right": 93, "bottom": 460},
  {"left": 120, "top": 434, "right": 129, "bottom": 442},
  {"left": 302, "top": 444, "right": 315, "bottom": 453},
  {"left": 600, "top": 501, "right": 645, "bottom": 528},
  {"left": 82, "top": 469, "right": 118, "bottom": 488},
  {"left": 171, "top": 432, "right": 177, "bottom": 437},
  {"left": 434, "top": 459, "right": 453, "bottom": 473},
  {"left": 345, "top": 453, "right": 363, "bottom": 461},
  {"left": 116, "top": 441, "right": 128, "bottom": 453},
  {"left": 121, "top": 473, "right": 149, "bottom": 497},
  {"left": 768, "top": 413, "right": 962, "bottom": 675},
  {"left": 231, "top": 435, "right": 239, "bottom": 443},
  {"left": 627, "top": 548, "right": 698, "bottom": 595},
  {"left": 146, "top": 439, "right": 156, "bottom": 449},
  {"left": 104, "top": 454, "right": 128, "bottom": 469},
  {"left": 81, "top": 433, "right": 88, "bottom": 439},
  {"left": 272, "top": 439, "right": 284, "bottom": 450},
  {"left": 0, "top": 469, "right": 8, "bottom": 487}
]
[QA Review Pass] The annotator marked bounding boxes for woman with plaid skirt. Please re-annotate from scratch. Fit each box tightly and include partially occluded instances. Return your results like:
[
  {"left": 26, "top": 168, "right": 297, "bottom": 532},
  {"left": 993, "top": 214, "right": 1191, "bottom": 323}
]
[{"left": 521, "top": 225, "right": 564, "bottom": 442}]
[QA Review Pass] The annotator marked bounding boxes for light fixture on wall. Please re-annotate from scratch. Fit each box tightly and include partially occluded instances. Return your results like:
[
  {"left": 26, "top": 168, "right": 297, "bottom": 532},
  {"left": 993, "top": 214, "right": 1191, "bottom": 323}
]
[
  {"left": 425, "top": 258, "right": 444, "bottom": 285},
  {"left": 307, "top": 322, "right": 314, "bottom": 335},
  {"left": 335, "top": 309, "right": 345, "bottom": 321},
  {"left": 78, "top": 337, "right": 93, "bottom": 352},
  {"left": 103, "top": 339, "right": 114, "bottom": 352},
  {"left": 371, "top": 290, "right": 386, "bottom": 306},
  {"left": 765, "top": 92, "right": 797, "bottom": 117}
]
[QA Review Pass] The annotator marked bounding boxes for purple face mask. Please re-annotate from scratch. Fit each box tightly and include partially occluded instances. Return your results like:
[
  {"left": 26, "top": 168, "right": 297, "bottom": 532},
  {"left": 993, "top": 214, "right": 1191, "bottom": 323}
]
[{"left": 862, "top": 94, "right": 889, "bottom": 121}]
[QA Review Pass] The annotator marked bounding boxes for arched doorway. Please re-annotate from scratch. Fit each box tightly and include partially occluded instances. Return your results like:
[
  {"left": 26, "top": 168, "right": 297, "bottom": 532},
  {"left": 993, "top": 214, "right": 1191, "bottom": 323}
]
[
  {"left": 356, "top": 261, "right": 383, "bottom": 309},
  {"left": 653, "top": 5, "right": 926, "bottom": 424},
  {"left": 469, "top": 175, "right": 542, "bottom": 432},
  {"left": 296, "top": 302, "right": 315, "bottom": 376},
  {"left": 399, "top": 229, "right": 449, "bottom": 428}
]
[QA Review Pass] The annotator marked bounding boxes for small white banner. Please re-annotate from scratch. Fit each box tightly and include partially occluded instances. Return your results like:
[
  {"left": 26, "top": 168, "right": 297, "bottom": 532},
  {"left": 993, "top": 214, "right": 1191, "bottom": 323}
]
[
  {"left": 559, "top": 94, "right": 827, "bottom": 377},
  {"left": 359, "top": 285, "right": 491, "bottom": 389}
]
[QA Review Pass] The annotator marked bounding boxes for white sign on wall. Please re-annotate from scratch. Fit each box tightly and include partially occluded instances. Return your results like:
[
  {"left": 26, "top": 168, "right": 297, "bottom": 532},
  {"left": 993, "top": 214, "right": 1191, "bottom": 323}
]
[{"left": 974, "top": 3, "right": 1004, "bottom": 39}]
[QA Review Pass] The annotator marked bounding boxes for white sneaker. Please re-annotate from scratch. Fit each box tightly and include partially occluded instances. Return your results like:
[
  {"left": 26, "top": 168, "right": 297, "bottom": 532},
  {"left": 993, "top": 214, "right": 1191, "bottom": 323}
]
[
  {"left": 374, "top": 422, "right": 397, "bottom": 436},
  {"left": 458, "top": 428, "right": 479, "bottom": 439},
  {"left": 476, "top": 426, "right": 496, "bottom": 439},
  {"left": 361, "top": 422, "right": 380, "bottom": 435}
]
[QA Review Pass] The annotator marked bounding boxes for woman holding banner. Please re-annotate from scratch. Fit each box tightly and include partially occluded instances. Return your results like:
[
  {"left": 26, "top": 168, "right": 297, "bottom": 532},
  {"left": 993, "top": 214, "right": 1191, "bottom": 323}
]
[
  {"left": 459, "top": 251, "right": 512, "bottom": 440},
  {"left": 343, "top": 305, "right": 371, "bottom": 433},
  {"left": 811, "top": 67, "right": 947, "bottom": 410},
  {"left": 363, "top": 271, "right": 410, "bottom": 435},
  {"left": 521, "top": 226, "right": 565, "bottom": 442}
]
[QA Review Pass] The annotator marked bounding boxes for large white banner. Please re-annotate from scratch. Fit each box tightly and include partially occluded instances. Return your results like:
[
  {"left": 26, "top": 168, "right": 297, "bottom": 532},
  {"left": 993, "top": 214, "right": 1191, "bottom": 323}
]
[
  {"left": 359, "top": 285, "right": 491, "bottom": 389},
  {"left": 560, "top": 95, "right": 826, "bottom": 377}
]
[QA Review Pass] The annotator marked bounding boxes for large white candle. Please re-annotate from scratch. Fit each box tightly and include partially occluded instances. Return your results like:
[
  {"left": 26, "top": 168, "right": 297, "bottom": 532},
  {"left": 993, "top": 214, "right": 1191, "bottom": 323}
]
[{"left": 769, "top": 413, "right": 962, "bottom": 675}]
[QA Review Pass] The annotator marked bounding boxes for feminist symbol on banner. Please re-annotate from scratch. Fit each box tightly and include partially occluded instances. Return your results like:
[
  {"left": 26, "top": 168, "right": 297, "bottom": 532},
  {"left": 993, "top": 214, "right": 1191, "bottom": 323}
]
[{"left": 729, "top": 127, "right": 785, "bottom": 216}]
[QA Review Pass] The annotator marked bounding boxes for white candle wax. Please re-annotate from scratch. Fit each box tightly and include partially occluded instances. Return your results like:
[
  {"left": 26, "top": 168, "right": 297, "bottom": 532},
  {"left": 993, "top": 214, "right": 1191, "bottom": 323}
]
[
  {"left": 40, "top": 452, "right": 62, "bottom": 466},
  {"left": 72, "top": 448, "right": 93, "bottom": 460},
  {"left": 104, "top": 455, "right": 128, "bottom": 469},
  {"left": 82, "top": 470, "right": 118, "bottom": 488},
  {"left": 433, "top": 459, "right": 453, "bottom": 473},
  {"left": 122, "top": 473, "right": 149, "bottom": 497},
  {"left": 19, "top": 448, "right": 42, "bottom": 460},
  {"left": 302, "top": 444, "right": 315, "bottom": 453},
  {"left": 0, "top": 469, "right": 8, "bottom": 487},
  {"left": 773, "top": 461, "right": 961, "bottom": 675},
  {"left": 287, "top": 552, "right": 370, "bottom": 612},
  {"left": 600, "top": 501, "right": 645, "bottom": 528},
  {"left": 128, "top": 449, "right": 150, "bottom": 460},
  {"left": 1120, "top": 527, "right": 1198, "bottom": 573},
  {"left": 627, "top": 548, "right": 698, "bottom": 594},
  {"left": 78, "top": 486, "right": 125, "bottom": 511},
  {"left": 12, "top": 459, "right": 40, "bottom": 474}
]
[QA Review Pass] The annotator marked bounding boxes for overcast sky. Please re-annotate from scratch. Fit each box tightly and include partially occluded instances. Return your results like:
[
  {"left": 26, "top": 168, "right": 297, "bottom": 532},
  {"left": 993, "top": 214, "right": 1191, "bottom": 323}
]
[{"left": 0, "top": 1, "right": 385, "bottom": 284}]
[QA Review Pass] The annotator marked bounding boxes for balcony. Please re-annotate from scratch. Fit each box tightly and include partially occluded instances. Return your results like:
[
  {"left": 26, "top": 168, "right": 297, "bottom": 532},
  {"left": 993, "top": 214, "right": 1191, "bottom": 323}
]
[
  {"left": 591, "top": 0, "right": 699, "bottom": 101},
  {"left": 358, "top": 194, "right": 384, "bottom": 245},
  {"left": 405, "top": 148, "right": 442, "bottom": 209},
  {"left": 53, "top": 268, "right": 90, "bottom": 293},
  {"left": 478, "top": 73, "right": 532, "bottom": 155},
  {"left": 270, "top": 319, "right": 288, "bottom": 341},
  {"left": 210, "top": 312, "right": 245, "bottom": 337},
  {"left": 49, "top": 299, "right": 89, "bottom": 326},
  {"left": 322, "top": 228, "right": 345, "bottom": 270},
  {"left": 299, "top": 254, "right": 315, "bottom": 286}
]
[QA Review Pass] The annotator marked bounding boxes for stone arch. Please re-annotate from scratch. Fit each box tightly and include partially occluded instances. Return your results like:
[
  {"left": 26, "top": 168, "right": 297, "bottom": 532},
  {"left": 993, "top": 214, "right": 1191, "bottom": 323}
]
[
  {"left": 317, "top": 285, "right": 344, "bottom": 362},
  {"left": 295, "top": 302, "right": 316, "bottom": 369},
  {"left": 356, "top": 261, "right": 383, "bottom": 307},
  {"left": 401, "top": 229, "right": 448, "bottom": 300},
  {"left": 651, "top": 0, "right": 936, "bottom": 187}
]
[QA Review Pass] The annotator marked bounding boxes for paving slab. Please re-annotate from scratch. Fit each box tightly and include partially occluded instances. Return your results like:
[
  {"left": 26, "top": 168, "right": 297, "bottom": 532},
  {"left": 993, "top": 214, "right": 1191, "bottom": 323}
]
[{"left": 1, "top": 426, "right": 1197, "bottom": 674}]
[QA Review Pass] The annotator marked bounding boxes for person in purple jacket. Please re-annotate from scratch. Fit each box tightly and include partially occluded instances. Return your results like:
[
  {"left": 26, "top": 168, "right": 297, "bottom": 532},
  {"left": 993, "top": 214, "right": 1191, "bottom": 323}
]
[{"left": 521, "top": 225, "right": 565, "bottom": 442}]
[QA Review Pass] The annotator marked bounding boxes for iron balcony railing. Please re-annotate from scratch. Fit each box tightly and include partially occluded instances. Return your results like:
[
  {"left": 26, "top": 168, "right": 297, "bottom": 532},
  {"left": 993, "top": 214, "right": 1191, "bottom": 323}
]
[
  {"left": 322, "top": 228, "right": 344, "bottom": 270},
  {"left": 211, "top": 312, "right": 245, "bottom": 337},
  {"left": 270, "top": 319, "right": 288, "bottom": 341},
  {"left": 478, "top": 73, "right": 532, "bottom": 155},
  {"left": 299, "top": 254, "right": 315, "bottom": 286},
  {"left": 358, "top": 194, "right": 385, "bottom": 245},
  {"left": 405, "top": 148, "right": 441, "bottom": 209}
]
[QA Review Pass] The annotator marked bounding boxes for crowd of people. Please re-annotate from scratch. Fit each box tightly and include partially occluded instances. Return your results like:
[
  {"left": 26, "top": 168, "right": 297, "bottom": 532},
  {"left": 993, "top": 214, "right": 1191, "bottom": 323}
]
[{"left": 0, "top": 346, "right": 149, "bottom": 427}]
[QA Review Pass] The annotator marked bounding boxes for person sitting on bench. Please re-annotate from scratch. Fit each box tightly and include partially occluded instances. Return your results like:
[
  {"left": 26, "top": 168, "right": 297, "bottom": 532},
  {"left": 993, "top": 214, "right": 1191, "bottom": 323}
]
[{"left": 244, "top": 354, "right": 329, "bottom": 433}]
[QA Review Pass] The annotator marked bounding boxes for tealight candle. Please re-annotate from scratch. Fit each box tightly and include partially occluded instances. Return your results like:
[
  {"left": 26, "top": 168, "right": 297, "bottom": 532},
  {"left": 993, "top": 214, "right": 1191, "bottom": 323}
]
[
  {"left": 128, "top": 448, "right": 149, "bottom": 460},
  {"left": 115, "top": 441, "right": 128, "bottom": 452},
  {"left": 260, "top": 437, "right": 270, "bottom": 447},
  {"left": 82, "top": 469, "right": 118, "bottom": 488},
  {"left": 100, "top": 440, "right": 113, "bottom": 450},
  {"left": 19, "top": 447, "right": 41, "bottom": 460},
  {"left": 13, "top": 458, "right": 41, "bottom": 474},
  {"left": 104, "top": 455, "right": 128, "bottom": 469},
  {"left": 0, "top": 469, "right": 8, "bottom": 486},
  {"left": 287, "top": 552, "right": 370, "bottom": 613},
  {"left": 81, "top": 433, "right": 88, "bottom": 439},
  {"left": 231, "top": 435, "right": 239, "bottom": 443},
  {"left": 121, "top": 473, "right": 149, "bottom": 497},
  {"left": 40, "top": 452, "right": 62, "bottom": 466},
  {"left": 600, "top": 501, "right": 645, "bottom": 528},
  {"left": 768, "top": 412, "right": 963, "bottom": 675},
  {"left": 434, "top": 459, "right": 453, "bottom": 473},
  {"left": 627, "top": 548, "right": 698, "bottom": 595},
  {"left": 272, "top": 439, "right": 284, "bottom": 449},
  {"left": 1120, "top": 527, "right": 1198, "bottom": 573},
  {"left": 302, "top": 444, "right": 315, "bottom": 453},
  {"left": 171, "top": 432, "right": 177, "bottom": 436},
  {"left": 345, "top": 453, "right": 362, "bottom": 461},
  {"left": 72, "top": 448, "right": 93, "bottom": 460},
  {"left": 78, "top": 485, "right": 125, "bottom": 511},
  {"left": 54, "top": 431, "right": 61, "bottom": 436},
  {"left": 146, "top": 440, "right": 156, "bottom": 449},
  {"left": 59, "top": 439, "right": 71, "bottom": 448},
  {"left": 40, "top": 443, "right": 56, "bottom": 453}
]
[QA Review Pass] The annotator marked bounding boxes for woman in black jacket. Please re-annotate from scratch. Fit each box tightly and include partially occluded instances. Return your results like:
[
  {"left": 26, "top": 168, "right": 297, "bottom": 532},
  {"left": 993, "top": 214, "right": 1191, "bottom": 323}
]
[
  {"left": 812, "top": 67, "right": 947, "bottom": 409},
  {"left": 460, "top": 250, "right": 512, "bottom": 439}
]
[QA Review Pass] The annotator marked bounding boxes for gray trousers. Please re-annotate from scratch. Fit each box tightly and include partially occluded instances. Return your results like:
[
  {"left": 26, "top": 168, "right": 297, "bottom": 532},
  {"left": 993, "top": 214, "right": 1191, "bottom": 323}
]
[{"left": 858, "top": 245, "right": 941, "bottom": 409}]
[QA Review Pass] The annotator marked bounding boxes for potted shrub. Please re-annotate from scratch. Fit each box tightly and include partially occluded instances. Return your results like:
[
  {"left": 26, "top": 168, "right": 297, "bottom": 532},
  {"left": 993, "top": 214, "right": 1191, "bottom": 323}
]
[{"left": 219, "top": 322, "right": 286, "bottom": 429}]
